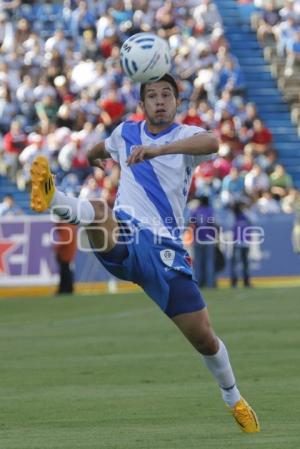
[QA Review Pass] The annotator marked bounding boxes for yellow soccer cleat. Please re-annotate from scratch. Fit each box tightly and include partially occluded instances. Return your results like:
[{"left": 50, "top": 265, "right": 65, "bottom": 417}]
[
  {"left": 231, "top": 397, "right": 260, "bottom": 433},
  {"left": 30, "top": 156, "right": 55, "bottom": 213}
]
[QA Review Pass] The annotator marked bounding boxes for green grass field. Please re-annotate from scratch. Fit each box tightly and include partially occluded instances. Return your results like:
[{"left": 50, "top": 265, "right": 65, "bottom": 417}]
[{"left": 0, "top": 287, "right": 299, "bottom": 449}]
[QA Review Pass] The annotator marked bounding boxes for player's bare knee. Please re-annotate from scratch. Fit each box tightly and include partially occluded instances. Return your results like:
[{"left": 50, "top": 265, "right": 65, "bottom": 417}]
[{"left": 192, "top": 332, "right": 218, "bottom": 356}]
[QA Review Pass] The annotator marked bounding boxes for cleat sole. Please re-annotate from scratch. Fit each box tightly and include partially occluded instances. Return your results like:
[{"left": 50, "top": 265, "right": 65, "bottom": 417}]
[{"left": 30, "top": 156, "right": 55, "bottom": 213}]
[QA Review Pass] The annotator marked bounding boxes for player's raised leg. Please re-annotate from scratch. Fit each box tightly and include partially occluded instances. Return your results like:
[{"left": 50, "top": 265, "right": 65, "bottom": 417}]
[
  {"left": 172, "top": 309, "right": 260, "bottom": 433},
  {"left": 30, "top": 155, "right": 119, "bottom": 252}
]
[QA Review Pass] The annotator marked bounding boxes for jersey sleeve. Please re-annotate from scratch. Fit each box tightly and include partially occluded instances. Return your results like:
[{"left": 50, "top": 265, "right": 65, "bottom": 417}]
[
  {"left": 181, "top": 125, "right": 216, "bottom": 168},
  {"left": 104, "top": 123, "right": 123, "bottom": 162}
]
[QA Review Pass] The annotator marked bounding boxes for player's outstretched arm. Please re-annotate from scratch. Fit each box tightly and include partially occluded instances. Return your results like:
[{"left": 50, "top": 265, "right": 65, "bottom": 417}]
[
  {"left": 87, "top": 141, "right": 111, "bottom": 169},
  {"left": 126, "top": 132, "right": 218, "bottom": 165}
]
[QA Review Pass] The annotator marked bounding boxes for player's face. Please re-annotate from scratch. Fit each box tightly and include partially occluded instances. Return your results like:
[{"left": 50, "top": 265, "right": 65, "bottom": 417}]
[{"left": 140, "top": 81, "right": 179, "bottom": 130}]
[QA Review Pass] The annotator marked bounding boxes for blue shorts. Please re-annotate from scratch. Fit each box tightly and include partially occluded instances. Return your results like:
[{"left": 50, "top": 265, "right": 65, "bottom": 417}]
[{"left": 91, "top": 210, "right": 206, "bottom": 318}]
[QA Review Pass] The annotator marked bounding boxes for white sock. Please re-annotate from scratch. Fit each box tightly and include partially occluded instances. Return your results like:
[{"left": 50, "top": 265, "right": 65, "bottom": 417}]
[
  {"left": 51, "top": 190, "right": 95, "bottom": 226},
  {"left": 202, "top": 338, "right": 241, "bottom": 407}
]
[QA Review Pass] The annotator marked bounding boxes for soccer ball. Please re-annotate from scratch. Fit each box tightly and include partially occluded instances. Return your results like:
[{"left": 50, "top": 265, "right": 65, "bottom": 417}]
[{"left": 120, "top": 33, "right": 171, "bottom": 83}]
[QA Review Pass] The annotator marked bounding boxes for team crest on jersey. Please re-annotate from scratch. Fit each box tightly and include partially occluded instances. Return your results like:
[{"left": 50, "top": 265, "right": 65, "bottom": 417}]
[
  {"left": 184, "top": 254, "right": 193, "bottom": 267},
  {"left": 160, "top": 249, "right": 175, "bottom": 267}
]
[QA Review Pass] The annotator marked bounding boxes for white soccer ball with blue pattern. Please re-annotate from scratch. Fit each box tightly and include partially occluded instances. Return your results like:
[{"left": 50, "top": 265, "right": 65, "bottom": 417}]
[{"left": 120, "top": 33, "right": 171, "bottom": 83}]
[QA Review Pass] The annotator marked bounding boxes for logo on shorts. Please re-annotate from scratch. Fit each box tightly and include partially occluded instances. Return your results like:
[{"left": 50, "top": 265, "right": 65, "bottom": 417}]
[
  {"left": 184, "top": 254, "right": 192, "bottom": 267},
  {"left": 160, "top": 249, "right": 175, "bottom": 267}
]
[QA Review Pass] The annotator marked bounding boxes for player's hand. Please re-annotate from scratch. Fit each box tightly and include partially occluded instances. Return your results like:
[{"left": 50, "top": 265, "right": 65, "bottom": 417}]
[
  {"left": 87, "top": 157, "right": 106, "bottom": 170},
  {"left": 126, "top": 145, "right": 160, "bottom": 165},
  {"left": 87, "top": 142, "right": 110, "bottom": 170}
]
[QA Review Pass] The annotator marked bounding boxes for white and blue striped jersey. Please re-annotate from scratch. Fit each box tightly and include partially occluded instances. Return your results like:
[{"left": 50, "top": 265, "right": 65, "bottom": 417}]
[{"left": 105, "top": 120, "right": 211, "bottom": 240}]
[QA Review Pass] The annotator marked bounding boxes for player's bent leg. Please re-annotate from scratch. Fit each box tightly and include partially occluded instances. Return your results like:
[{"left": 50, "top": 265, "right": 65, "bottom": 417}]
[
  {"left": 85, "top": 199, "right": 121, "bottom": 253},
  {"left": 167, "top": 276, "right": 259, "bottom": 433},
  {"left": 172, "top": 308, "right": 218, "bottom": 355},
  {"left": 165, "top": 274, "right": 218, "bottom": 355},
  {"left": 30, "top": 156, "right": 121, "bottom": 253}
]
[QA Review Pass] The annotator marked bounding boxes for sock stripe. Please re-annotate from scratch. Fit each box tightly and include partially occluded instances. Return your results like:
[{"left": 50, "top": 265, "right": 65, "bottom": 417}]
[
  {"left": 60, "top": 212, "right": 71, "bottom": 218},
  {"left": 69, "top": 218, "right": 79, "bottom": 225},
  {"left": 221, "top": 383, "right": 236, "bottom": 391}
]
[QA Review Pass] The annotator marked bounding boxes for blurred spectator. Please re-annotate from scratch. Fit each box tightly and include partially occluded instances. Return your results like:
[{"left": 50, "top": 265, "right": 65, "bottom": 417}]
[
  {"left": 289, "top": 189, "right": 300, "bottom": 253},
  {"left": 2, "top": 120, "right": 27, "bottom": 178},
  {"left": 256, "top": 0, "right": 280, "bottom": 44},
  {"left": 110, "top": 0, "right": 133, "bottom": 25},
  {"left": 54, "top": 75, "right": 73, "bottom": 103},
  {"left": 281, "top": 187, "right": 300, "bottom": 213},
  {"left": 233, "top": 144, "right": 255, "bottom": 174},
  {"left": 216, "top": 58, "right": 245, "bottom": 95},
  {"left": 0, "top": 0, "right": 21, "bottom": 17},
  {"left": 240, "top": 102, "right": 259, "bottom": 130},
  {"left": 217, "top": 119, "right": 242, "bottom": 154},
  {"left": 70, "top": 0, "right": 97, "bottom": 38},
  {"left": 244, "top": 163, "right": 270, "bottom": 198},
  {"left": 73, "top": 89, "right": 100, "bottom": 128},
  {"left": 221, "top": 166, "right": 245, "bottom": 206},
  {"left": 213, "top": 143, "right": 233, "bottom": 179},
  {"left": 285, "top": 30, "right": 300, "bottom": 77},
  {"left": 119, "top": 78, "right": 139, "bottom": 114},
  {"left": 45, "top": 29, "right": 69, "bottom": 57},
  {"left": 192, "top": 159, "right": 221, "bottom": 199},
  {"left": 79, "top": 176, "right": 102, "bottom": 199},
  {"left": 53, "top": 222, "right": 77, "bottom": 295},
  {"left": 59, "top": 172, "right": 81, "bottom": 196},
  {"left": 156, "top": 0, "right": 179, "bottom": 38},
  {"left": 35, "top": 95, "right": 59, "bottom": 133},
  {"left": 189, "top": 195, "right": 218, "bottom": 288},
  {"left": 80, "top": 29, "right": 100, "bottom": 60},
  {"left": 58, "top": 131, "right": 92, "bottom": 182},
  {"left": 214, "top": 90, "right": 238, "bottom": 123},
  {"left": 0, "top": 11, "right": 14, "bottom": 53},
  {"left": 181, "top": 102, "right": 204, "bottom": 127},
  {"left": 0, "top": 194, "right": 23, "bottom": 217},
  {"left": 14, "top": 18, "right": 31, "bottom": 48},
  {"left": 99, "top": 88, "right": 125, "bottom": 132},
  {"left": 0, "top": 85, "right": 18, "bottom": 134},
  {"left": 16, "top": 74, "right": 36, "bottom": 129},
  {"left": 274, "top": 15, "right": 299, "bottom": 57},
  {"left": 255, "top": 190, "right": 281, "bottom": 214},
  {"left": 230, "top": 202, "right": 252, "bottom": 288},
  {"left": 269, "top": 163, "right": 293, "bottom": 197},
  {"left": 256, "top": 148, "right": 278, "bottom": 174},
  {"left": 33, "top": 76, "right": 57, "bottom": 101},
  {"left": 0, "top": 60, "right": 20, "bottom": 91},
  {"left": 251, "top": 118, "right": 273, "bottom": 154},
  {"left": 193, "top": 0, "right": 223, "bottom": 35},
  {"left": 56, "top": 102, "right": 76, "bottom": 129},
  {"left": 278, "top": 0, "right": 300, "bottom": 22}
]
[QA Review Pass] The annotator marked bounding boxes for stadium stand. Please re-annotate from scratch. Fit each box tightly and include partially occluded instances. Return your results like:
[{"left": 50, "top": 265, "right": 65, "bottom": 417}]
[
  {"left": 215, "top": 0, "right": 300, "bottom": 189},
  {"left": 0, "top": 0, "right": 299, "bottom": 217}
]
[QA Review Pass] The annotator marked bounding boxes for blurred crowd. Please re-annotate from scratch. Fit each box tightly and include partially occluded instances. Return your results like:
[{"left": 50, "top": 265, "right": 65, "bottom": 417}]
[
  {"left": 252, "top": 0, "right": 300, "bottom": 76},
  {"left": 0, "top": 0, "right": 299, "bottom": 221}
]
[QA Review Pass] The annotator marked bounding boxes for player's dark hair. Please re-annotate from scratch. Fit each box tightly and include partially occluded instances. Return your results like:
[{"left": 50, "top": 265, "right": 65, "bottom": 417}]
[{"left": 140, "top": 73, "right": 179, "bottom": 101}]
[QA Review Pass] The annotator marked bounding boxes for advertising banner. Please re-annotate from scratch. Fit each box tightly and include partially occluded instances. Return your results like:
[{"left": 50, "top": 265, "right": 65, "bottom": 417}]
[
  {"left": 0, "top": 214, "right": 299, "bottom": 287},
  {"left": 0, "top": 216, "right": 58, "bottom": 286}
]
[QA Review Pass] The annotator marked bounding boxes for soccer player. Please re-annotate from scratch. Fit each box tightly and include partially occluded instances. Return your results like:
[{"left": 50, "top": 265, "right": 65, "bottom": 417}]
[{"left": 30, "top": 74, "right": 260, "bottom": 433}]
